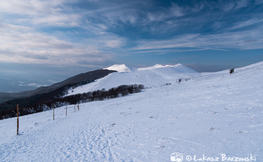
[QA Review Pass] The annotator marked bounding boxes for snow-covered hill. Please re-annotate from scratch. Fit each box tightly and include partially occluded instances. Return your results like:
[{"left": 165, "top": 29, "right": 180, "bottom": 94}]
[
  {"left": 66, "top": 64, "right": 199, "bottom": 96},
  {"left": 104, "top": 64, "right": 131, "bottom": 72},
  {"left": 137, "top": 63, "right": 197, "bottom": 73},
  {"left": 1, "top": 62, "right": 263, "bottom": 161}
]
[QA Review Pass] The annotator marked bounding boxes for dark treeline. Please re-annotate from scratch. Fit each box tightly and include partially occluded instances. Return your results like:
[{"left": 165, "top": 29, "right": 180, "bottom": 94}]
[
  {"left": 0, "top": 84, "right": 144, "bottom": 120},
  {"left": 0, "top": 79, "right": 96, "bottom": 119}
]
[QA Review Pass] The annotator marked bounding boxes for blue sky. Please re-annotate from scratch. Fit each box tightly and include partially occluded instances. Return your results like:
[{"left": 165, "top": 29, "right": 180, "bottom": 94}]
[{"left": 0, "top": 0, "right": 263, "bottom": 92}]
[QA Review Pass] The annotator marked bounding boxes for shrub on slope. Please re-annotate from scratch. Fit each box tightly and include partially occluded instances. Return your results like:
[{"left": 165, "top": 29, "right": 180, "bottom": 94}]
[{"left": 0, "top": 84, "right": 144, "bottom": 120}]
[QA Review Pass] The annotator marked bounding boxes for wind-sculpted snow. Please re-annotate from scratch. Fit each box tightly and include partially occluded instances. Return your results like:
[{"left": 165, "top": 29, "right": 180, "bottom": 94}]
[
  {"left": 104, "top": 64, "right": 131, "bottom": 72},
  {"left": 0, "top": 61, "right": 263, "bottom": 161}
]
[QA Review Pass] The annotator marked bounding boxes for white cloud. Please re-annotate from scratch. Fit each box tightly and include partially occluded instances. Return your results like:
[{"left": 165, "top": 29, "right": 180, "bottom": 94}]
[
  {"left": 236, "top": 0, "right": 249, "bottom": 9},
  {"left": 19, "top": 81, "right": 48, "bottom": 87},
  {"left": 105, "top": 40, "right": 124, "bottom": 48},
  {"left": 0, "top": 0, "right": 64, "bottom": 16},
  {"left": 134, "top": 27, "right": 263, "bottom": 51},
  {"left": 0, "top": 0, "right": 79, "bottom": 28},
  {"left": 170, "top": 4, "right": 185, "bottom": 17},
  {"left": 231, "top": 18, "right": 263, "bottom": 30},
  {"left": 83, "top": 32, "right": 127, "bottom": 49},
  {"left": 29, "top": 14, "right": 80, "bottom": 27},
  {"left": 0, "top": 0, "right": 262, "bottom": 64},
  {"left": 222, "top": 2, "right": 235, "bottom": 11},
  {"left": 146, "top": 12, "right": 166, "bottom": 23},
  {"left": 48, "top": 79, "right": 58, "bottom": 83},
  {"left": 0, "top": 23, "right": 112, "bottom": 65},
  {"left": 135, "top": 34, "right": 200, "bottom": 50},
  {"left": 222, "top": 0, "right": 249, "bottom": 11}
]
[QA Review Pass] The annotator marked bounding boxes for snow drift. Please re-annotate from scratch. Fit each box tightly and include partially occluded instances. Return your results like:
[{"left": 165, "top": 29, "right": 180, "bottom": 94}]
[{"left": 104, "top": 64, "right": 131, "bottom": 72}]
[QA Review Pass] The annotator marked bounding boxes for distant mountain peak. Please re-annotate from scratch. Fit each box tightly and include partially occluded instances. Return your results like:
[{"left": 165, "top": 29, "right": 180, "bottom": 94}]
[
  {"left": 137, "top": 63, "right": 184, "bottom": 71},
  {"left": 104, "top": 64, "right": 131, "bottom": 72}
]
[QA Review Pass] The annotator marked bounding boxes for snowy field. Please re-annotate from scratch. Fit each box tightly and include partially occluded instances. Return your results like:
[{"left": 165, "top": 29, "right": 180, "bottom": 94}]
[{"left": 0, "top": 62, "right": 263, "bottom": 162}]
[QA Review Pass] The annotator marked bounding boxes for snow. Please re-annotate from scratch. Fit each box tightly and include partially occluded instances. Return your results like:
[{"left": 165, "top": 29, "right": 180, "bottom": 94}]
[
  {"left": 104, "top": 64, "right": 131, "bottom": 72},
  {"left": 66, "top": 63, "right": 198, "bottom": 96},
  {"left": 137, "top": 63, "right": 197, "bottom": 73},
  {"left": 1, "top": 62, "right": 263, "bottom": 161}
]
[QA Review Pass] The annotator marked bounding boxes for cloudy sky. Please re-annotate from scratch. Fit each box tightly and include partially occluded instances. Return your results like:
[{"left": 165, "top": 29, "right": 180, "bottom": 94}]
[{"left": 1, "top": 0, "right": 263, "bottom": 92}]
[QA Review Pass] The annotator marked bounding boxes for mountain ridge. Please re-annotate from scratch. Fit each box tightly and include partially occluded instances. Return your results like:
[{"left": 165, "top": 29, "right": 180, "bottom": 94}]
[
  {"left": 0, "top": 69, "right": 116, "bottom": 104},
  {"left": 66, "top": 63, "right": 198, "bottom": 96}
]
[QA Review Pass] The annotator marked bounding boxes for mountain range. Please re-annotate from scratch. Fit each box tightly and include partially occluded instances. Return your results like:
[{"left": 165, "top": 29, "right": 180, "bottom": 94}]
[{"left": 0, "top": 64, "right": 196, "bottom": 119}]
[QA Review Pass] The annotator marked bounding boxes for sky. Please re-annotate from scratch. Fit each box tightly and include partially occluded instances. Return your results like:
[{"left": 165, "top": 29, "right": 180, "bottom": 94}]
[{"left": 0, "top": 0, "right": 263, "bottom": 92}]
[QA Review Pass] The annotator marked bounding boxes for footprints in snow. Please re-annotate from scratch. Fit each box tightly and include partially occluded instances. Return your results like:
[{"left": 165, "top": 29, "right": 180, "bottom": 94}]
[{"left": 120, "top": 107, "right": 140, "bottom": 116}]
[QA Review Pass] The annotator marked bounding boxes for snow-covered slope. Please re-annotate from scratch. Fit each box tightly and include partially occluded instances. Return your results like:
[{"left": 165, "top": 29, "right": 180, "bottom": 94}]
[
  {"left": 66, "top": 64, "right": 198, "bottom": 96},
  {"left": 137, "top": 63, "right": 197, "bottom": 73},
  {"left": 1, "top": 62, "right": 263, "bottom": 161},
  {"left": 104, "top": 64, "right": 131, "bottom": 72}
]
